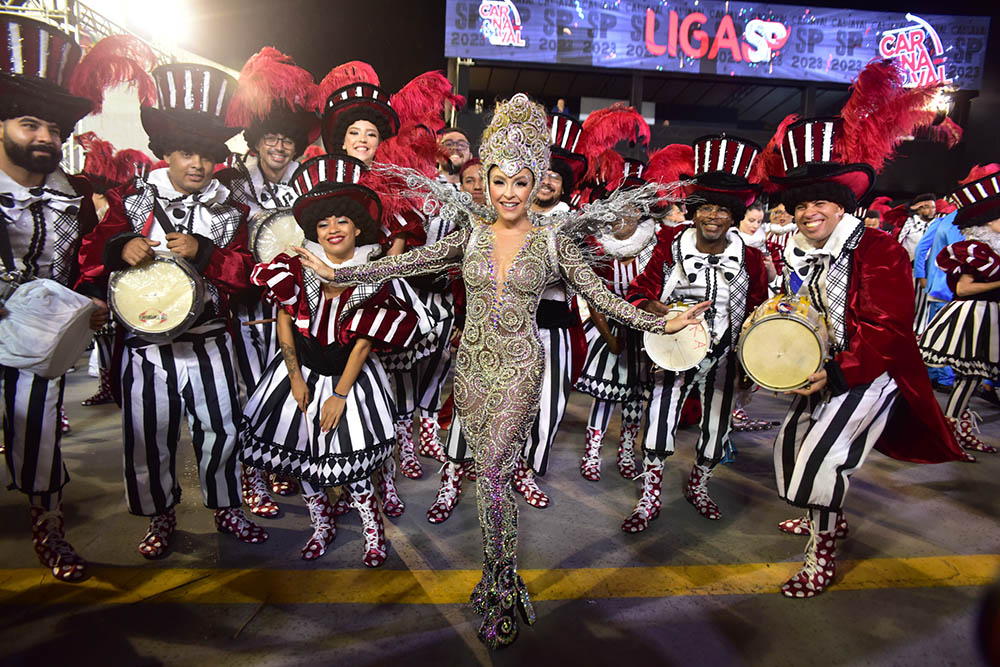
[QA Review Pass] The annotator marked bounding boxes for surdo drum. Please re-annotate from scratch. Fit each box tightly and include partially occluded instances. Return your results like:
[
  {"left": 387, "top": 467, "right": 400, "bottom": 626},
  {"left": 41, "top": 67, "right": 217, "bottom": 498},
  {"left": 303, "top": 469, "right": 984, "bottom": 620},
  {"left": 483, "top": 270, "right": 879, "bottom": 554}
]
[
  {"left": 643, "top": 301, "right": 711, "bottom": 372},
  {"left": 248, "top": 208, "right": 304, "bottom": 263},
  {"left": 109, "top": 252, "right": 206, "bottom": 344},
  {"left": 738, "top": 295, "right": 830, "bottom": 391}
]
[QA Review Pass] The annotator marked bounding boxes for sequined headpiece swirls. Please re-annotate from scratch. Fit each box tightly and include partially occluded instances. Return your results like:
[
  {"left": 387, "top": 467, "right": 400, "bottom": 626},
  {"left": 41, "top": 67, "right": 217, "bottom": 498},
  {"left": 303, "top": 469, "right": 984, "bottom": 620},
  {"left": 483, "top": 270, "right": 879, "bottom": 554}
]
[{"left": 479, "top": 93, "right": 550, "bottom": 204}]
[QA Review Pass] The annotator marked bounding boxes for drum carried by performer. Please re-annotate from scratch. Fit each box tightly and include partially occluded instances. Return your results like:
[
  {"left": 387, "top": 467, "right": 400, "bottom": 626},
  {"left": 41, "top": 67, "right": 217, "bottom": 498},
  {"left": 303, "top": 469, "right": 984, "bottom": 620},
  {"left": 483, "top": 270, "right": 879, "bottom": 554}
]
[
  {"left": 623, "top": 134, "right": 769, "bottom": 532},
  {"left": 78, "top": 62, "right": 268, "bottom": 560}
]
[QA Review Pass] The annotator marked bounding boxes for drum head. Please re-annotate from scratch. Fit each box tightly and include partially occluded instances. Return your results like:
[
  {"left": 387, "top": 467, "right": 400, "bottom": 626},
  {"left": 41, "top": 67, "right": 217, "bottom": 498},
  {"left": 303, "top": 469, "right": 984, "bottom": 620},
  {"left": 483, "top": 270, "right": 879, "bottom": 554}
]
[
  {"left": 251, "top": 209, "right": 304, "bottom": 263},
  {"left": 643, "top": 311, "right": 710, "bottom": 372},
  {"left": 740, "top": 318, "right": 823, "bottom": 391},
  {"left": 109, "top": 254, "right": 203, "bottom": 343}
]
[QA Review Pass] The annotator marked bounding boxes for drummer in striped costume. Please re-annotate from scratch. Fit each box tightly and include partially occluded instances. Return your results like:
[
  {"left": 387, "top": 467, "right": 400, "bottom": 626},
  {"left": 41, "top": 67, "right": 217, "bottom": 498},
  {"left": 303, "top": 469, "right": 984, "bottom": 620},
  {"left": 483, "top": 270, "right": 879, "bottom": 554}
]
[
  {"left": 242, "top": 154, "right": 431, "bottom": 565},
  {"left": 0, "top": 15, "right": 130, "bottom": 582},
  {"left": 221, "top": 47, "right": 323, "bottom": 515},
  {"left": 576, "top": 155, "right": 657, "bottom": 482},
  {"left": 624, "top": 134, "right": 768, "bottom": 532},
  {"left": 758, "top": 61, "right": 967, "bottom": 598},
  {"left": 920, "top": 166, "right": 1000, "bottom": 454},
  {"left": 78, "top": 63, "right": 269, "bottom": 559}
]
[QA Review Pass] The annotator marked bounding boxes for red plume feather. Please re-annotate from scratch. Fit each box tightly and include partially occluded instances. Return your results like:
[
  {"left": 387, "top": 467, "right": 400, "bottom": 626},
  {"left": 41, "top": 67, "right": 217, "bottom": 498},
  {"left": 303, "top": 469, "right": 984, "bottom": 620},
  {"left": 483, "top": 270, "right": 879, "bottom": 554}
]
[
  {"left": 836, "top": 60, "right": 942, "bottom": 173},
  {"left": 919, "top": 116, "right": 963, "bottom": 148},
  {"left": 646, "top": 144, "right": 695, "bottom": 198},
  {"left": 227, "top": 47, "right": 317, "bottom": 127},
  {"left": 867, "top": 195, "right": 893, "bottom": 215},
  {"left": 312, "top": 61, "right": 380, "bottom": 111},
  {"left": 578, "top": 104, "right": 650, "bottom": 182},
  {"left": 69, "top": 35, "right": 157, "bottom": 114},
  {"left": 365, "top": 122, "right": 449, "bottom": 227},
  {"left": 750, "top": 113, "right": 799, "bottom": 190},
  {"left": 594, "top": 148, "right": 625, "bottom": 190},
  {"left": 390, "top": 71, "right": 465, "bottom": 130},
  {"left": 113, "top": 149, "right": 154, "bottom": 182},
  {"left": 301, "top": 145, "right": 326, "bottom": 161},
  {"left": 959, "top": 163, "right": 1000, "bottom": 186},
  {"left": 76, "top": 131, "right": 117, "bottom": 181}
]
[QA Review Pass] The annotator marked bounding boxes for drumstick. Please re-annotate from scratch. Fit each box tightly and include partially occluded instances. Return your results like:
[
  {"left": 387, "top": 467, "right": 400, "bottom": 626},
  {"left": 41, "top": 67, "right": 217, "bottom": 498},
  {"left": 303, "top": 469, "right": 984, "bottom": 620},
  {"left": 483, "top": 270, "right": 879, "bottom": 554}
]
[{"left": 243, "top": 318, "right": 277, "bottom": 326}]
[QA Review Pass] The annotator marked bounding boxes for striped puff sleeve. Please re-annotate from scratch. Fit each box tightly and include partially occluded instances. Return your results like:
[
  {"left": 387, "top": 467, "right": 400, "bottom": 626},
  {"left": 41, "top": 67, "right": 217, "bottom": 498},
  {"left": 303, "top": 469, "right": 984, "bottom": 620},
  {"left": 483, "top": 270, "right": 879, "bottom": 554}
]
[
  {"left": 936, "top": 241, "right": 1000, "bottom": 292},
  {"left": 250, "top": 253, "right": 312, "bottom": 334}
]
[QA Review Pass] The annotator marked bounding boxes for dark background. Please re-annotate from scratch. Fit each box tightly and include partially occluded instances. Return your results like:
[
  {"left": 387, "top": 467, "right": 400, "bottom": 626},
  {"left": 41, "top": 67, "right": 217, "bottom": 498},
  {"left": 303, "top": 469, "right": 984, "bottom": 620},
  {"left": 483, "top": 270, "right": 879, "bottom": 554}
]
[{"left": 187, "top": 0, "right": 999, "bottom": 198}]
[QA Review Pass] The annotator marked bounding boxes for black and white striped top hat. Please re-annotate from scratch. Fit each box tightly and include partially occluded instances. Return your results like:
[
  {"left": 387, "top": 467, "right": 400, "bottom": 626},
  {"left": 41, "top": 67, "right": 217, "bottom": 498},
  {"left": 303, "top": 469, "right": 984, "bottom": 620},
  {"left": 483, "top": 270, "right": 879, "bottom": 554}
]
[
  {"left": 140, "top": 63, "right": 240, "bottom": 150},
  {"left": 321, "top": 82, "right": 399, "bottom": 153},
  {"left": 289, "top": 154, "right": 381, "bottom": 230}
]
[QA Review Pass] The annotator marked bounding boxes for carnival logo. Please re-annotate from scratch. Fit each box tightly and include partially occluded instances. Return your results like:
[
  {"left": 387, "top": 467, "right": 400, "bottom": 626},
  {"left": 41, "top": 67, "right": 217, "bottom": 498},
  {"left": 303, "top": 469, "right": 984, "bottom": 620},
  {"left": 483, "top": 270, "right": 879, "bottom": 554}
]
[
  {"left": 878, "top": 13, "right": 951, "bottom": 86},
  {"left": 479, "top": 0, "right": 526, "bottom": 47},
  {"left": 743, "top": 19, "right": 789, "bottom": 63}
]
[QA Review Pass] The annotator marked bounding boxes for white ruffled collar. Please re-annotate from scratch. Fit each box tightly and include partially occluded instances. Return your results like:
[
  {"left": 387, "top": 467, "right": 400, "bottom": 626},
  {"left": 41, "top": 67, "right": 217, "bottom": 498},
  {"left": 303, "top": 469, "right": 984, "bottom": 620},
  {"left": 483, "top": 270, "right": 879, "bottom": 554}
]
[
  {"left": 738, "top": 225, "right": 766, "bottom": 250},
  {"left": 147, "top": 168, "right": 229, "bottom": 208}
]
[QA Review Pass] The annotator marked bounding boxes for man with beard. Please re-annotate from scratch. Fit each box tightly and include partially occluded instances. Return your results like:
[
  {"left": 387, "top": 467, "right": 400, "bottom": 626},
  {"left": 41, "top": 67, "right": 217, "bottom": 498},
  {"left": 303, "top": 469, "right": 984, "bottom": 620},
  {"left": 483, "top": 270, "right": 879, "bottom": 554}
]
[
  {"left": 221, "top": 47, "right": 323, "bottom": 513},
  {"left": 0, "top": 16, "right": 130, "bottom": 581},
  {"left": 78, "top": 63, "right": 268, "bottom": 560},
  {"left": 437, "top": 127, "right": 472, "bottom": 186},
  {"left": 624, "top": 135, "right": 769, "bottom": 533}
]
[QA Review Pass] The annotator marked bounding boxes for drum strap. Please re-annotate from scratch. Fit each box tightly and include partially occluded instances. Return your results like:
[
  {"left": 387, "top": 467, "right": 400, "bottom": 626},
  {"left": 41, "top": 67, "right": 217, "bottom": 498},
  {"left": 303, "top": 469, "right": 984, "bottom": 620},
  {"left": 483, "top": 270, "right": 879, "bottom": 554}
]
[
  {"left": 0, "top": 211, "right": 16, "bottom": 272},
  {"left": 147, "top": 201, "right": 178, "bottom": 237}
]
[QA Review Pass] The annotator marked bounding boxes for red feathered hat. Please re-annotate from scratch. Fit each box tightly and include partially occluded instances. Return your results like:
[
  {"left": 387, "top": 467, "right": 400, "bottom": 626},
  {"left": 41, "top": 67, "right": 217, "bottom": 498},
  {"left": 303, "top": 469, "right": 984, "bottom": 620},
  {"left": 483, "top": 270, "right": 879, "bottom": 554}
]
[
  {"left": 289, "top": 155, "right": 381, "bottom": 242},
  {"left": 317, "top": 62, "right": 399, "bottom": 153},
  {"left": 646, "top": 144, "right": 694, "bottom": 198},
  {"left": 227, "top": 47, "right": 320, "bottom": 156},
  {"left": 0, "top": 17, "right": 155, "bottom": 133},
  {"left": 761, "top": 60, "right": 949, "bottom": 212},
  {"left": 951, "top": 164, "right": 1000, "bottom": 229}
]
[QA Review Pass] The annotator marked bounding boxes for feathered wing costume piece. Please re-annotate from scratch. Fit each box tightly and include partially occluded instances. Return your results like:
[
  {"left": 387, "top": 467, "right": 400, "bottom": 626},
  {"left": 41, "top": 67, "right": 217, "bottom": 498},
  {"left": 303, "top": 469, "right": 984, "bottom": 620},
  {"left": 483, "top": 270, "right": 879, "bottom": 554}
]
[
  {"left": 68, "top": 34, "right": 157, "bottom": 114},
  {"left": 226, "top": 46, "right": 317, "bottom": 128}
]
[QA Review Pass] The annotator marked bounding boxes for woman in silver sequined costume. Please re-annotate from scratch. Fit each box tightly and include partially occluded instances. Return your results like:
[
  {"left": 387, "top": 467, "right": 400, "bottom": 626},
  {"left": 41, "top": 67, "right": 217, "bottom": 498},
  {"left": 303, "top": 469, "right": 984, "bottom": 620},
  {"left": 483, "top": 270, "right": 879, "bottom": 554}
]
[{"left": 294, "top": 94, "right": 708, "bottom": 649}]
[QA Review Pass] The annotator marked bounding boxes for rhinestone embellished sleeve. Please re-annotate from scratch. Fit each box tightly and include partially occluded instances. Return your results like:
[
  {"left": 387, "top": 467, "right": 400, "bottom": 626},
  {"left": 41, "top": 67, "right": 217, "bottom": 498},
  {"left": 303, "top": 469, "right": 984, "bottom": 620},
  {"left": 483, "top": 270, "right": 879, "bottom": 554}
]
[
  {"left": 330, "top": 225, "right": 471, "bottom": 287},
  {"left": 555, "top": 231, "right": 668, "bottom": 334}
]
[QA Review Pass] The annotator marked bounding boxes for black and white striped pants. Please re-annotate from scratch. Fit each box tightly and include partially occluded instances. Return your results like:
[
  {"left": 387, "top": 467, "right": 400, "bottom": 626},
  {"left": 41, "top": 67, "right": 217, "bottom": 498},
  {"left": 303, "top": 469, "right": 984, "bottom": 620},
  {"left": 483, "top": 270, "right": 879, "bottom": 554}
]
[
  {"left": 121, "top": 333, "right": 242, "bottom": 516},
  {"left": 231, "top": 300, "right": 277, "bottom": 401},
  {"left": 587, "top": 392, "right": 648, "bottom": 433},
  {"left": 392, "top": 315, "right": 454, "bottom": 418},
  {"left": 1, "top": 366, "right": 68, "bottom": 507},
  {"left": 641, "top": 351, "right": 739, "bottom": 467},
  {"left": 523, "top": 327, "right": 573, "bottom": 475},
  {"left": 774, "top": 371, "right": 898, "bottom": 512}
]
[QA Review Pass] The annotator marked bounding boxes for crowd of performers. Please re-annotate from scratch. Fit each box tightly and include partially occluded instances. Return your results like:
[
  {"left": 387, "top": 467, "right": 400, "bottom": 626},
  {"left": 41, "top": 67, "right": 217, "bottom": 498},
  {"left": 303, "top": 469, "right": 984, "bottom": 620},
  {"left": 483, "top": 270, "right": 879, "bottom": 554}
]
[{"left": 0, "top": 15, "right": 997, "bottom": 650}]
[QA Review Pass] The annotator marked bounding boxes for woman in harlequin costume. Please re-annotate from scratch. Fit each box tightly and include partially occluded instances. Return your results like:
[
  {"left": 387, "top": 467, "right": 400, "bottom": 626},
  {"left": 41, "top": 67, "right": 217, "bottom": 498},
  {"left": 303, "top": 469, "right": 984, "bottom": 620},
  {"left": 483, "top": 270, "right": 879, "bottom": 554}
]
[
  {"left": 315, "top": 62, "right": 464, "bottom": 515},
  {"left": 920, "top": 164, "right": 1000, "bottom": 454},
  {"left": 241, "top": 154, "right": 430, "bottom": 565},
  {"left": 293, "top": 93, "right": 706, "bottom": 648}
]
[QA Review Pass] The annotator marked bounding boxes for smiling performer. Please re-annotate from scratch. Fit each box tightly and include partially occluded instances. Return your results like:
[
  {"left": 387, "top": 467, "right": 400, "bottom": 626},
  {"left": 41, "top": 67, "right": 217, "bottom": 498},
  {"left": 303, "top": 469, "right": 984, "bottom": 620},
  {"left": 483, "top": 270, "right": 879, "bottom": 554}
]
[
  {"left": 78, "top": 63, "right": 268, "bottom": 559},
  {"left": 242, "top": 155, "right": 430, "bottom": 565},
  {"left": 222, "top": 47, "right": 322, "bottom": 515},
  {"left": 291, "top": 94, "right": 705, "bottom": 648},
  {"left": 0, "top": 18, "right": 158, "bottom": 581},
  {"left": 757, "top": 60, "right": 967, "bottom": 598},
  {"left": 624, "top": 135, "right": 769, "bottom": 532}
]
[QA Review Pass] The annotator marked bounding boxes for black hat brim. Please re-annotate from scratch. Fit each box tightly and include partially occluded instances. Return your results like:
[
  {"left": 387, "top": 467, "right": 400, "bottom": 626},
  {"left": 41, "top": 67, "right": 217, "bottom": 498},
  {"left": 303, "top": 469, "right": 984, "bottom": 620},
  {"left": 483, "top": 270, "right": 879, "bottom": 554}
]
[
  {"left": 292, "top": 182, "right": 382, "bottom": 231},
  {"left": 0, "top": 72, "right": 92, "bottom": 132},
  {"left": 141, "top": 106, "right": 239, "bottom": 148}
]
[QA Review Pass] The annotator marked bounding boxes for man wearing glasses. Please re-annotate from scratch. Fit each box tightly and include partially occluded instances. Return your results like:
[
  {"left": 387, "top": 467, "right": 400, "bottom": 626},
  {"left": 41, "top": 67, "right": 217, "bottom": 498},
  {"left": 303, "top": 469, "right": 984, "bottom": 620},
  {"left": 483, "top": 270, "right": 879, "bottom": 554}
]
[{"left": 437, "top": 128, "right": 472, "bottom": 186}]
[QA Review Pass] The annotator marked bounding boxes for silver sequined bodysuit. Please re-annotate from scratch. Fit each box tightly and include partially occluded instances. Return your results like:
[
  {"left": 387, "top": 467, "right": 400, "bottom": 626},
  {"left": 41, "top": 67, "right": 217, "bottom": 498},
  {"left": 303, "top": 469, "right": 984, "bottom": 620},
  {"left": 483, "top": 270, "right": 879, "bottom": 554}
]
[{"left": 329, "top": 219, "right": 667, "bottom": 648}]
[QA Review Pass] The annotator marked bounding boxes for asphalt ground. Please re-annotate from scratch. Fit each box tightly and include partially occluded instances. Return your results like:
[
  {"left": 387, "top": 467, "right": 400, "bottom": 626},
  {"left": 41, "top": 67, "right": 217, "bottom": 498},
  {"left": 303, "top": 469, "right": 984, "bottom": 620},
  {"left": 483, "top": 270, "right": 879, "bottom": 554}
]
[{"left": 1, "top": 362, "right": 998, "bottom": 666}]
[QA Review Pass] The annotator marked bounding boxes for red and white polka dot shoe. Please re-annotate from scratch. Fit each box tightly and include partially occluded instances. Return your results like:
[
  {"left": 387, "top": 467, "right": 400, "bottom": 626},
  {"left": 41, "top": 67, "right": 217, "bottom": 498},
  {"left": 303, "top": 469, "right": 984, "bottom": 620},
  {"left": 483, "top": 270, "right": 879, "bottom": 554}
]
[
  {"left": 214, "top": 507, "right": 268, "bottom": 543},
  {"left": 781, "top": 529, "right": 837, "bottom": 598},
  {"left": 621, "top": 465, "right": 662, "bottom": 533},
  {"left": 242, "top": 465, "right": 280, "bottom": 517},
  {"left": 332, "top": 491, "right": 352, "bottom": 517},
  {"left": 377, "top": 458, "right": 405, "bottom": 518},
  {"left": 396, "top": 418, "right": 423, "bottom": 479},
  {"left": 270, "top": 474, "right": 299, "bottom": 496},
  {"left": 138, "top": 508, "right": 177, "bottom": 559},
  {"left": 513, "top": 458, "right": 549, "bottom": 508},
  {"left": 778, "top": 513, "right": 849, "bottom": 539},
  {"left": 580, "top": 427, "right": 603, "bottom": 482},
  {"left": 427, "top": 462, "right": 463, "bottom": 524},
  {"left": 301, "top": 492, "right": 336, "bottom": 561},
  {"left": 352, "top": 490, "right": 387, "bottom": 568},
  {"left": 417, "top": 415, "right": 447, "bottom": 463},
  {"left": 31, "top": 505, "right": 86, "bottom": 581},
  {"left": 617, "top": 423, "right": 641, "bottom": 479},
  {"left": 683, "top": 463, "right": 721, "bottom": 520}
]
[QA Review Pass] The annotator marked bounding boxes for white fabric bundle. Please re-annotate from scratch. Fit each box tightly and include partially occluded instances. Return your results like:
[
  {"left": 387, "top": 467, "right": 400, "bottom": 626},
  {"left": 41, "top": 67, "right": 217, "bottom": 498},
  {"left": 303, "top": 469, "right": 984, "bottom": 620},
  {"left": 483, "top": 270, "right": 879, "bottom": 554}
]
[{"left": 0, "top": 279, "right": 96, "bottom": 378}]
